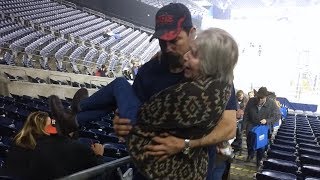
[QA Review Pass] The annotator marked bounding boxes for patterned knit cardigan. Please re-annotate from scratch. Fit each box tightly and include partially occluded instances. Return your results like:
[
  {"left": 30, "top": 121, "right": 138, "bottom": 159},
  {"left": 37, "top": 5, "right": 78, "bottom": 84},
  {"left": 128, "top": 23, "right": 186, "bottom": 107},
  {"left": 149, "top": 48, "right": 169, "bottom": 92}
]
[{"left": 127, "top": 77, "right": 232, "bottom": 180}]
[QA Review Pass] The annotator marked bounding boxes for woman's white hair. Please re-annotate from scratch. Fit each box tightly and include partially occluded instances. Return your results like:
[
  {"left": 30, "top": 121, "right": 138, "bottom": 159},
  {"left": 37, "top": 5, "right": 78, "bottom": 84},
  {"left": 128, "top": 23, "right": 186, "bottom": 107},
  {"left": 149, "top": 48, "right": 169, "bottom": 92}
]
[{"left": 195, "top": 28, "right": 238, "bottom": 83}]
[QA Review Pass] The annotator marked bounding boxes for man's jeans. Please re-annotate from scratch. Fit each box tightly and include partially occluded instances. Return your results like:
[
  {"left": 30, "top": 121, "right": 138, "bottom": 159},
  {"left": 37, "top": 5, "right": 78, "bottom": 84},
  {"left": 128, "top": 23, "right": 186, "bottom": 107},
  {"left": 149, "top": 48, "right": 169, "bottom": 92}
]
[
  {"left": 207, "top": 145, "right": 226, "bottom": 180},
  {"left": 77, "top": 77, "right": 141, "bottom": 125}
]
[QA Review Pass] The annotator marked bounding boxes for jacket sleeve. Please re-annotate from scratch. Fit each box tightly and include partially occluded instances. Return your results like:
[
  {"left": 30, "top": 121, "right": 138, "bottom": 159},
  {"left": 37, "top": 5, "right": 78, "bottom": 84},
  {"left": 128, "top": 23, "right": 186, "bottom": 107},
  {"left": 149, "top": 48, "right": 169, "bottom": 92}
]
[
  {"left": 132, "top": 67, "right": 147, "bottom": 103},
  {"left": 266, "top": 100, "right": 281, "bottom": 125},
  {"left": 243, "top": 98, "right": 253, "bottom": 127}
]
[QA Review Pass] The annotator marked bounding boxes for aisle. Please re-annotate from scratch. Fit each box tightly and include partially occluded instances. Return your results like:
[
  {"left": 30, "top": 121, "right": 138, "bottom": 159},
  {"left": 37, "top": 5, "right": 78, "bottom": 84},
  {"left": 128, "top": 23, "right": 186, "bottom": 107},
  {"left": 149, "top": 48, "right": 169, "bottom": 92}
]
[{"left": 230, "top": 136, "right": 257, "bottom": 180}]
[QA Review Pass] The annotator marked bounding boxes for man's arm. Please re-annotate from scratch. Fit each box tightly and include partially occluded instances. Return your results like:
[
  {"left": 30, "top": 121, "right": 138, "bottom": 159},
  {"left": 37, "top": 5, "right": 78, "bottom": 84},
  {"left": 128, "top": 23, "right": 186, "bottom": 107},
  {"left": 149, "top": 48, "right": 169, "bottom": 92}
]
[
  {"left": 144, "top": 110, "right": 236, "bottom": 157},
  {"left": 190, "top": 110, "right": 236, "bottom": 147}
]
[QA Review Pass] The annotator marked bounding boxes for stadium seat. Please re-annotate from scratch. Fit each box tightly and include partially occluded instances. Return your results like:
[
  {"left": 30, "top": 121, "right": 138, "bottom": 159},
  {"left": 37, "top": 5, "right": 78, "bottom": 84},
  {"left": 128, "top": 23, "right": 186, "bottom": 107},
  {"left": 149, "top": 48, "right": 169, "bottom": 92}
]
[
  {"left": 97, "top": 134, "right": 119, "bottom": 144},
  {"left": 262, "top": 158, "right": 298, "bottom": 175},
  {"left": 274, "top": 135, "right": 295, "bottom": 141},
  {"left": 300, "top": 154, "right": 320, "bottom": 166},
  {"left": 301, "top": 165, "right": 320, "bottom": 178},
  {"left": 297, "top": 134, "right": 316, "bottom": 140},
  {"left": 79, "top": 130, "right": 97, "bottom": 139},
  {"left": 276, "top": 131, "right": 295, "bottom": 137},
  {"left": 256, "top": 169, "right": 297, "bottom": 180},
  {"left": 296, "top": 137, "right": 317, "bottom": 145},
  {"left": 88, "top": 128, "right": 107, "bottom": 135},
  {"left": 299, "top": 148, "right": 320, "bottom": 157},
  {"left": 78, "top": 137, "right": 99, "bottom": 147},
  {"left": 273, "top": 139, "right": 296, "bottom": 147},
  {"left": 299, "top": 143, "right": 320, "bottom": 150},
  {"left": 103, "top": 143, "right": 128, "bottom": 158},
  {"left": 269, "top": 144, "right": 296, "bottom": 153},
  {"left": 0, "top": 143, "right": 9, "bottom": 158},
  {"left": 267, "top": 149, "right": 297, "bottom": 162},
  {"left": 305, "top": 177, "right": 320, "bottom": 180}
]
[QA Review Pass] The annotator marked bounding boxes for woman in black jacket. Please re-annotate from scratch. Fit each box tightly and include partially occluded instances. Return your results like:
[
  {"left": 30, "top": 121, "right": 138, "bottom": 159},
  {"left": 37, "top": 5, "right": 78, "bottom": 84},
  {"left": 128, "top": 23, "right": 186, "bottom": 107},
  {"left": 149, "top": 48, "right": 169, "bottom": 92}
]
[
  {"left": 5, "top": 111, "right": 55, "bottom": 179},
  {"left": 29, "top": 95, "right": 104, "bottom": 179}
]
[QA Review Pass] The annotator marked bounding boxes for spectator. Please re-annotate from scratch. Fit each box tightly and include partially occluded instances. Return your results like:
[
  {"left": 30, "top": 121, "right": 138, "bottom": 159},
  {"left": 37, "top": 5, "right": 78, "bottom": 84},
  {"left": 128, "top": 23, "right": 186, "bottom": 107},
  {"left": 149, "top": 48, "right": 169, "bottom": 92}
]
[
  {"left": 236, "top": 90, "right": 248, "bottom": 109},
  {"left": 95, "top": 64, "right": 107, "bottom": 77},
  {"left": 131, "top": 60, "right": 140, "bottom": 79},
  {"left": 28, "top": 95, "right": 104, "bottom": 179},
  {"left": 5, "top": 111, "right": 56, "bottom": 178},
  {"left": 243, "top": 87, "right": 281, "bottom": 167},
  {"left": 248, "top": 91, "right": 255, "bottom": 98},
  {"left": 103, "top": 28, "right": 122, "bottom": 40}
]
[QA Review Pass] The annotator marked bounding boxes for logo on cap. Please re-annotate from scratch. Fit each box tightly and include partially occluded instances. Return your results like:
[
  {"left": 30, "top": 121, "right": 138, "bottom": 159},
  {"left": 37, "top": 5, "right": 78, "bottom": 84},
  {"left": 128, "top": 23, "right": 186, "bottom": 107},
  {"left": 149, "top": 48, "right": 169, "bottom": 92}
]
[{"left": 156, "top": 15, "right": 174, "bottom": 25}]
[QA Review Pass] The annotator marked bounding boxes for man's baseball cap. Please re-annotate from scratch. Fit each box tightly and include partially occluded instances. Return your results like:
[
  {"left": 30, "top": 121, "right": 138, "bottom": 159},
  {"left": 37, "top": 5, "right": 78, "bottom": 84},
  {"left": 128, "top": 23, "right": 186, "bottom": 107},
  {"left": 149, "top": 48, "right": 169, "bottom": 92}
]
[{"left": 151, "top": 3, "right": 193, "bottom": 41}]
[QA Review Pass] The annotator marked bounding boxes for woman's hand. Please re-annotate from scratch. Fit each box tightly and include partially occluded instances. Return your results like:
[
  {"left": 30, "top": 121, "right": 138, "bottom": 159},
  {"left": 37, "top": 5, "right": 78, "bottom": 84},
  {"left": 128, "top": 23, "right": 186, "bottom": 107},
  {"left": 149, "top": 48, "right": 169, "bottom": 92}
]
[{"left": 91, "top": 143, "right": 104, "bottom": 156}]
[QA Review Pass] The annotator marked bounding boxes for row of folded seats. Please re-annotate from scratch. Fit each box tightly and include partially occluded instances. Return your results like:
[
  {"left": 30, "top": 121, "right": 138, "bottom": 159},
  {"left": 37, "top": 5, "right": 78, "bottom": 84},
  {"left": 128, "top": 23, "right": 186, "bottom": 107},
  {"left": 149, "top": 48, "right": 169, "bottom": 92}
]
[
  {"left": 256, "top": 114, "right": 320, "bottom": 180},
  {"left": 0, "top": 94, "right": 128, "bottom": 171},
  {"left": 78, "top": 114, "right": 128, "bottom": 160},
  {"left": 3, "top": 72, "right": 106, "bottom": 89}
]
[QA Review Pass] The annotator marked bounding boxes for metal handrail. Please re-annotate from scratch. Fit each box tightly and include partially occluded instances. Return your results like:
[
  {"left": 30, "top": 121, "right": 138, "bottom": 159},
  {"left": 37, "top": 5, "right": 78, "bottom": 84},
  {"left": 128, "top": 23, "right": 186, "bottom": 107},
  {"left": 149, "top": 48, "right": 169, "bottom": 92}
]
[{"left": 58, "top": 156, "right": 131, "bottom": 180}]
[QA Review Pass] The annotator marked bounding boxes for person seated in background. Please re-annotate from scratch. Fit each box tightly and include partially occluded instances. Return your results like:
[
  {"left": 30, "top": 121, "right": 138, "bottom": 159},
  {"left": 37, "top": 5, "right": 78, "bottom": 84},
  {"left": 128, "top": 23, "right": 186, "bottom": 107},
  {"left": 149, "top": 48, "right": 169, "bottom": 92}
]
[
  {"left": 131, "top": 60, "right": 140, "bottom": 79},
  {"left": 5, "top": 111, "right": 57, "bottom": 179},
  {"left": 28, "top": 95, "right": 104, "bottom": 179},
  {"left": 95, "top": 64, "right": 107, "bottom": 77},
  {"left": 103, "top": 28, "right": 122, "bottom": 40}
]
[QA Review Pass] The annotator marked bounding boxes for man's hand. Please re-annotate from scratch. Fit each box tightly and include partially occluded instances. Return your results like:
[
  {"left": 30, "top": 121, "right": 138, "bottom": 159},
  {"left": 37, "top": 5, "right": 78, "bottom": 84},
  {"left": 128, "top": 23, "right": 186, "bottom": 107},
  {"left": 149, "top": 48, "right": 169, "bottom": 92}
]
[
  {"left": 260, "top": 119, "right": 267, "bottom": 124},
  {"left": 113, "top": 115, "right": 132, "bottom": 137},
  {"left": 144, "top": 133, "right": 185, "bottom": 161}
]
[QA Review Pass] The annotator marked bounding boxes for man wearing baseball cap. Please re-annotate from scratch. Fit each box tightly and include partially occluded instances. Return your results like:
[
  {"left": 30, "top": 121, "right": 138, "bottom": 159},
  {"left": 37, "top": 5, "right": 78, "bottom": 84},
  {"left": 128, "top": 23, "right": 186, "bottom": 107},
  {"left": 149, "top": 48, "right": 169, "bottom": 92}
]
[{"left": 113, "top": 3, "right": 237, "bottom": 179}]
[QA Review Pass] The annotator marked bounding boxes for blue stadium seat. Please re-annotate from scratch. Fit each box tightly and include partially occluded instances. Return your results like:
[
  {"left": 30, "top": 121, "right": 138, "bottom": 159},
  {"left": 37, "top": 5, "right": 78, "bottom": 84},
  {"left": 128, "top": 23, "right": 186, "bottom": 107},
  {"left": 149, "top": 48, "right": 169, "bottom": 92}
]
[
  {"left": 305, "top": 177, "right": 320, "bottom": 180},
  {"left": 276, "top": 131, "right": 295, "bottom": 137},
  {"left": 0, "top": 136, "right": 13, "bottom": 146},
  {"left": 88, "top": 128, "right": 106, "bottom": 136},
  {"left": 299, "top": 143, "right": 320, "bottom": 151},
  {"left": 296, "top": 129, "right": 313, "bottom": 133},
  {"left": 269, "top": 144, "right": 296, "bottom": 153},
  {"left": 273, "top": 139, "right": 296, "bottom": 147},
  {"left": 78, "top": 137, "right": 99, "bottom": 147},
  {"left": 262, "top": 158, "right": 298, "bottom": 175},
  {"left": 277, "top": 128, "right": 295, "bottom": 134},
  {"left": 301, "top": 165, "right": 320, "bottom": 178},
  {"left": 297, "top": 134, "right": 316, "bottom": 140},
  {"left": 103, "top": 143, "right": 128, "bottom": 158},
  {"left": 300, "top": 154, "right": 320, "bottom": 166},
  {"left": 0, "top": 143, "right": 9, "bottom": 158},
  {"left": 102, "top": 156, "right": 117, "bottom": 162},
  {"left": 296, "top": 137, "right": 317, "bottom": 145},
  {"left": 79, "top": 130, "right": 97, "bottom": 139},
  {"left": 97, "top": 134, "right": 119, "bottom": 144},
  {"left": 85, "top": 121, "right": 113, "bottom": 133},
  {"left": 256, "top": 169, "right": 297, "bottom": 180},
  {"left": 275, "top": 135, "right": 295, "bottom": 142},
  {"left": 267, "top": 149, "right": 297, "bottom": 162}
]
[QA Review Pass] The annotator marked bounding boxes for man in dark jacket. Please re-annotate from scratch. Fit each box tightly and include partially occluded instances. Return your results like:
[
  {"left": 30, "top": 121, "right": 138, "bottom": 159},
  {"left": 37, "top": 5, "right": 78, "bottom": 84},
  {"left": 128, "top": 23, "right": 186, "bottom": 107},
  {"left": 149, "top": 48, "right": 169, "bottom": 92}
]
[{"left": 243, "top": 87, "right": 281, "bottom": 166}]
